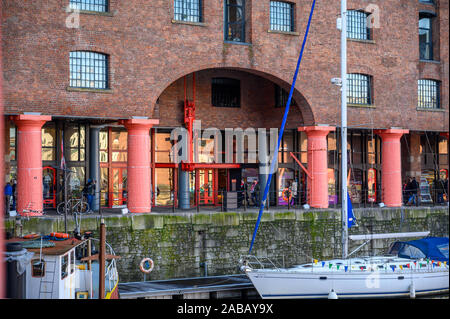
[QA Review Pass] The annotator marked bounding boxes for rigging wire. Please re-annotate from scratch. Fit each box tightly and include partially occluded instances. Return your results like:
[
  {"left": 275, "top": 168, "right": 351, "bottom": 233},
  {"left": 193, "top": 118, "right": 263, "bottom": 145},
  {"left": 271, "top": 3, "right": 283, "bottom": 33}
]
[{"left": 248, "top": 0, "right": 317, "bottom": 255}]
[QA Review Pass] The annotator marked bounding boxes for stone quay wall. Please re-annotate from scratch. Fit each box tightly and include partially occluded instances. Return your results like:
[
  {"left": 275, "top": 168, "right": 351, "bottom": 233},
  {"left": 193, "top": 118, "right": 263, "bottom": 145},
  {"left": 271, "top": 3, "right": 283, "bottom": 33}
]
[{"left": 4, "top": 207, "right": 448, "bottom": 283}]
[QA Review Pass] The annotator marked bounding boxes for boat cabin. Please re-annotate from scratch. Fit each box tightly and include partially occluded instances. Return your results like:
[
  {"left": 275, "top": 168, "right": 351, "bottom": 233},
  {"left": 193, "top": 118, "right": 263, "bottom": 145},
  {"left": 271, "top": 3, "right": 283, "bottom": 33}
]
[{"left": 5, "top": 235, "right": 119, "bottom": 299}]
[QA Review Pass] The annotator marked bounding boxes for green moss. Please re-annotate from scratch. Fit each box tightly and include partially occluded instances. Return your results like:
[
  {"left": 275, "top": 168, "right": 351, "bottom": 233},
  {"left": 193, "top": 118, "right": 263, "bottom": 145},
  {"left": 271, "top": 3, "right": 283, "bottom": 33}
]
[{"left": 274, "top": 211, "right": 295, "bottom": 220}]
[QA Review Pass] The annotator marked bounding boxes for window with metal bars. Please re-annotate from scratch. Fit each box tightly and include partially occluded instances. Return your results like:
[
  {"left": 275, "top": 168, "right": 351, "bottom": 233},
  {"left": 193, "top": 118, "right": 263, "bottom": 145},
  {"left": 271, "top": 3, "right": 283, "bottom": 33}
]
[
  {"left": 211, "top": 78, "right": 241, "bottom": 108},
  {"left": 347, "top": 74, "right": 372, "bottom": 105},
  {"left": 419, "top": 15, "right": 433, "bottom": 60},
  {"left": 174, "top": 0, "right": 202, "bottom": 23},
  {"left": 270, "top": 1, "right": 294, "bottom": 32},
  {"left": 225, "top": 0, "right": 246, "bottom": 42},
  {"left": 418, "top": 79, "right": 440, "bottom": 109},
  {"left": 347, "top": 10, "right": 370, "bottom": 40},
  {"left": 69, "top": 0, "right": 108, "bottom": 12},
  {"left": 70, "top": 51, "right": 108, "bottom": 89}
]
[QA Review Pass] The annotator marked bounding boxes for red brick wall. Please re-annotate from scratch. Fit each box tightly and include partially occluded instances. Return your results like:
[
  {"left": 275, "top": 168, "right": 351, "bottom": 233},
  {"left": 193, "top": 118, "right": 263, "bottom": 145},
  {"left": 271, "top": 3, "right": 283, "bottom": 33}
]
[{"left": 1, "top": 0, "right": 448, "bottom": 131}]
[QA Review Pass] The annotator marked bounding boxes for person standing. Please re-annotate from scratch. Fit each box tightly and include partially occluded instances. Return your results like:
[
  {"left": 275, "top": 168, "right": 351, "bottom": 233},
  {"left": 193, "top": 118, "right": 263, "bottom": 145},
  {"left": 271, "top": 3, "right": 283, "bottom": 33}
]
[
  {"left": 12, "top": 179, "right": 17, "bottom": 211},
  {"left": 410, "top": 177, "right": 419, "bottom": 206},
  {"left": 291, "top": 178, "right": 298, "bottom": 205},
  {"left": 4, "top": 182, "right": 13, "bottom": 216},
  {"left": 84, "top": 179, "right": 95, "bottom": 213},
  {"left": 250, "top": 180, "right": 259, "bottom": 207}
]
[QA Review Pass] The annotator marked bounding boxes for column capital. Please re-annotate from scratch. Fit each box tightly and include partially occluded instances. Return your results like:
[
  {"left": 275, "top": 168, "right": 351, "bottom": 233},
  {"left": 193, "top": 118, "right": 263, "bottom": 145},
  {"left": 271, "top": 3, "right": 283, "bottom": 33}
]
[
  {"left": 374, "top": 128, "right": 409, "bottom": 138},
  {"left": 119, "top": 118, "right": 159, "bottom": 130},
  {"left": 11, "top": 114, "right": 52, "bottom": 128},
  {"left": 298, "top": 125, "right": 336, "bottom": 136}
]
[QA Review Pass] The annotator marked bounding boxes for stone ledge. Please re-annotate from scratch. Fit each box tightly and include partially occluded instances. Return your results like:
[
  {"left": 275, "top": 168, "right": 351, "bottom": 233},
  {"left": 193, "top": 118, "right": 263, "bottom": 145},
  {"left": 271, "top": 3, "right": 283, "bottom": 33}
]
[
  {"left": 171, "top": 19, "right": 207, "bottom": 27},
  {"left": 66, "top": 86, "right": 114, "bottom": 94},
  {"left": 267, "top": 30, "right": 299, "bottom": 36}
]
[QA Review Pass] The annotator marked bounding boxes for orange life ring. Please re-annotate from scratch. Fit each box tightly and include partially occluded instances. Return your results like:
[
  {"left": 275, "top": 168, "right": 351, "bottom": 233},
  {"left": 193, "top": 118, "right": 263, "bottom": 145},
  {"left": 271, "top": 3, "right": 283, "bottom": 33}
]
[
  {"left": 139, "top": 258, "right": 154, "bottom": 274},
  {"left": 282, "top": 188, "right": 292, "bottom": 202},
  {"left": 23, "top": 233, "right": 40, "bottom": 239},
  {"left": 50, "top": 232, "right": 70, "bottom": 239}
]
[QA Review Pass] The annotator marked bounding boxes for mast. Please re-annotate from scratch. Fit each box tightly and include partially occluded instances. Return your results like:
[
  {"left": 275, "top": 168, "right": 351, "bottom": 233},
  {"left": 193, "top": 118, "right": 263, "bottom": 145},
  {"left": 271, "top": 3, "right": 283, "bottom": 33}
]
[{"left": 340, "top": 0, "right": 349, "bottom": 259}]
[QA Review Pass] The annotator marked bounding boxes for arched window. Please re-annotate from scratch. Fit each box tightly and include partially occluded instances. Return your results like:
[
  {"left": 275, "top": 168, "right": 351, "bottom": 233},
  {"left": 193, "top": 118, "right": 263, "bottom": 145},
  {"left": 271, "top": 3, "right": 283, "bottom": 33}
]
[
  {"left": 174, "top": 0, "right": 202, "bottom": 23},
  {"left": 347, "top": 10, "right": 371, "bottom": 40},
  {"left": 69, "top": 51, "right": 108, "bottom": 89},
  {"left": 418, "top": 79, "right": 440, "bottom": 109},
  {"left": 270, "top": 1, "right": 294, "bottom": 32},
  {"left": 347, "top": 73, "right": 373, "bottom": 105}
]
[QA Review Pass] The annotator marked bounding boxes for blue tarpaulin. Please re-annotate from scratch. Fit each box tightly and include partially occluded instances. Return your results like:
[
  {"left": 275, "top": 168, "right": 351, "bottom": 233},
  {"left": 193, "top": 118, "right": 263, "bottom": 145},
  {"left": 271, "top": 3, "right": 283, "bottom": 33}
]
[{"left": 394, "top": 237, "right": 449, "bottom": 262}]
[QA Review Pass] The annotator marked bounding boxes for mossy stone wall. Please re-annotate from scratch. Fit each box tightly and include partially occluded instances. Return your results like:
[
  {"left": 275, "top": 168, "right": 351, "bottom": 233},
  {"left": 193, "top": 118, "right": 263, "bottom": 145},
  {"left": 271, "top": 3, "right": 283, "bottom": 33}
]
[{"left": 4, "top": 207, "right": 448, "bottom": 283}]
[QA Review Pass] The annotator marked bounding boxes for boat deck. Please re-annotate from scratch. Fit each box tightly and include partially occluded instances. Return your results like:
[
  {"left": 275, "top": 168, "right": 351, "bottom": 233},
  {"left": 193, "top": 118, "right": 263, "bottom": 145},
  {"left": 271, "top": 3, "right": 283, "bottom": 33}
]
[{"left": 118, "top": 274, "right": 256, "bottom": 299}]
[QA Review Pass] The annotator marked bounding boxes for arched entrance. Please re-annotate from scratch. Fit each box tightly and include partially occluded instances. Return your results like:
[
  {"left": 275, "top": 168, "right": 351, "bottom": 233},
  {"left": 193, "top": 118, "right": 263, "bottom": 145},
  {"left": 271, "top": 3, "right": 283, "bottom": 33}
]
[{"left": 151, "top": 67, "right": 315, "bottom": 209}]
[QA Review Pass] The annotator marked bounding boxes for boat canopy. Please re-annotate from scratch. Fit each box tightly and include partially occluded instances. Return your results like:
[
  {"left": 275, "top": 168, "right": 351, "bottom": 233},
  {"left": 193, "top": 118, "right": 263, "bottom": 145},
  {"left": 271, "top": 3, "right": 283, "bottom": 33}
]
[{"left": 389, "top": 237, "right": 449, "bottom": 262}]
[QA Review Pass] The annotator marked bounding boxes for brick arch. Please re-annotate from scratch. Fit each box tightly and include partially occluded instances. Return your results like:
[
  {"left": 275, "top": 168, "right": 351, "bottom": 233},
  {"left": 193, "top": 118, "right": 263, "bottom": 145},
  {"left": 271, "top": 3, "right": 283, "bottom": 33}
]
[{"left": 151, "top": 64, "right": 316, "bottom": 125}]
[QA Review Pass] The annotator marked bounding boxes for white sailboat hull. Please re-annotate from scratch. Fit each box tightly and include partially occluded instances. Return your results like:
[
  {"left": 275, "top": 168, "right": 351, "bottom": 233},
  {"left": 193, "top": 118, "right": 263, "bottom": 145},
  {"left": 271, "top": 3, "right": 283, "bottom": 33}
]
[{"left": 245, "top": 259, "right": 449, "bottom": 299}]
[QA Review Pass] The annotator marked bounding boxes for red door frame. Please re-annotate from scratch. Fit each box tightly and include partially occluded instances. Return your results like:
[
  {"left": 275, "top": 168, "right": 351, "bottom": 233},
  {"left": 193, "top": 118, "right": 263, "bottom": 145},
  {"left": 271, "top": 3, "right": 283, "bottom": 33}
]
[
  {"left": 43, "top": 166, "right": 56, "bottom": 208},
  {"left": 99, "top": 127, "right": 127, "bottom": 208}
]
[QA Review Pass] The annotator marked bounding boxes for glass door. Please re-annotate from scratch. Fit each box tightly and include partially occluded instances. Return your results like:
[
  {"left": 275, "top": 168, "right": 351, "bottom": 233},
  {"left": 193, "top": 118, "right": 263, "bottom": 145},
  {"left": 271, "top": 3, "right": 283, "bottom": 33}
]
[
  {"left": 111, "top": 168, "right": 127, "bottom": 207},
  {"left": 198, "top": 169, "right": 214, "bottom": 205}
]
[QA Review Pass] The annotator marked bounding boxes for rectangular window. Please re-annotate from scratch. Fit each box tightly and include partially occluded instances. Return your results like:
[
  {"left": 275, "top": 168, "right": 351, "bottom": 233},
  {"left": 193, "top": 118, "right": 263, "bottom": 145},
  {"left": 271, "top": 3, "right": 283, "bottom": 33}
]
[
  {"left": 418, "top": 79, "right": 440, "bottom": 109},
  {"left": 155, "top": 131, "right": 174, "bottom": 163},
  {"left": 419, "top": 15, "right": 433, "bottom": 60},
  {"left": 225, "top": 0, "right": 245, "bottom": 42},
  {"left": 111, "top": 129, "right": 128, "bottom": 162},
  {"left": 9, "top": 124, "right": 16, "bottom": 161},
  {"left": 274, "top": 85, "right": 289, "bottom": 108},
  {"left": 99, "top": 130, "right": 108, "bottom": 163},
  {"left": 70, "top": 51, "right": 108, "bottom": 89},
  {"left": 42, "top": 124, "right": 56, "bottom": 161},
  {"left": 70, "top": 0, "right": 108, "bottom": 12},
  {"left": 61, "top": 254, "right": 68, "bottom": 280},
  {"left": 347, "top": 73, "right": 372, "bottom": 105},
  {"left": 31, "top": 259, "right": 46, "bottom": 278},
  {"left": 65, "top": 124, "right": 86, "bottom": 162},
  {"left": 347, "top": 10, "right": 370, "bottom": 40},
  {"left": 270, "top": 1, "right": 294, "bottom": 32},
  {"left": 211, "top": 78, "right": 241, "bottom": 108},
  {"left": 174, "top": 0, "right": 202, "bottom": 22}
]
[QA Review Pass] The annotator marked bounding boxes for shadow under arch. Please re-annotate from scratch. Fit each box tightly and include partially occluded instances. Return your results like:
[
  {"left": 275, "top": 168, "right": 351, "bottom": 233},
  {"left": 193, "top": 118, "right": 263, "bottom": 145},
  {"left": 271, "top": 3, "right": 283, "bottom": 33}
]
[{"left": 152, "top": 65, "right": 315, "bottom": 126}]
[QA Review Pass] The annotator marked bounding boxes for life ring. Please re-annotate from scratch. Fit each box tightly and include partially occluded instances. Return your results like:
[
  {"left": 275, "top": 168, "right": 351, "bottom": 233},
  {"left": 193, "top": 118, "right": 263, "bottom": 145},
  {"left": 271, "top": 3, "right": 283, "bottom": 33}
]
[
  {"left": 282, "top": 188, "right": 292, "bottom": 202},
  {"left": 139, "top": 258, "right": 154, "bottom": 274},
  {"left": 50, "top": 232, "right": 69, "bottom": 239},
  {"left": 23, "top": 233, "right": 40, "bottom": 239}
]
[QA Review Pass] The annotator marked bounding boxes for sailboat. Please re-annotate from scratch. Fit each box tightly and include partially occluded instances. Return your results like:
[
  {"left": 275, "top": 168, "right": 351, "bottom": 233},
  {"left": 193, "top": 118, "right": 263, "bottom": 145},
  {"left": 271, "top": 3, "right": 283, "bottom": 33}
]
[{"left": 240, "top": 0, "right": 449, "bottom": 299}]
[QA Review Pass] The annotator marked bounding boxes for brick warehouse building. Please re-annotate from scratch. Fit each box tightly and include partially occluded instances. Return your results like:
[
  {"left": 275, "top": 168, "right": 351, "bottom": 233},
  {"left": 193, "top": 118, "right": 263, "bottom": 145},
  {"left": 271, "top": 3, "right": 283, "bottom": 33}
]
[{"left": 1, "top": 0, "right": 448, "bottom": 216}]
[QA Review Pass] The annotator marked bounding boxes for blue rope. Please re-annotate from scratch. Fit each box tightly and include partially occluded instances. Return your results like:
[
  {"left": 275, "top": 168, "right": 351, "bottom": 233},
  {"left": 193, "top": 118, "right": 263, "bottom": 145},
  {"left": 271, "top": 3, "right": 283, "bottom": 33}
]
[{"left": 248, "top": 0, "right": 317, "bottom": 254}]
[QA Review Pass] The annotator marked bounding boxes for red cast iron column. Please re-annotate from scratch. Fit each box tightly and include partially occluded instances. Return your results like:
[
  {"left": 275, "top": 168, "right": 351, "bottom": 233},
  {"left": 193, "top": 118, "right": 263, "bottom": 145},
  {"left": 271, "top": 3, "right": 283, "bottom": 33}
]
[
  {"left": 375, "top": 128, "right": 409, "bottom": 207},
  {"left": 120, "top": 119, "right": 159, "bottom": 213},
  {"left": 298, "top": 126, "right": 335, "bottom": 208},
  {"left": 12, "top": 114, "right": 52, "bottom": 216}
]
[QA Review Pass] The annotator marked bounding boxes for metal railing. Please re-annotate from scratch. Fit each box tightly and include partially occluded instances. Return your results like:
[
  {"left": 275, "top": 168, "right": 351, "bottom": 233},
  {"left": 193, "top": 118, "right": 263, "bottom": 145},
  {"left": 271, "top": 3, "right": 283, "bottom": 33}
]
[{"left": 38, "top": 182, "right": 448, "bottom": 215}]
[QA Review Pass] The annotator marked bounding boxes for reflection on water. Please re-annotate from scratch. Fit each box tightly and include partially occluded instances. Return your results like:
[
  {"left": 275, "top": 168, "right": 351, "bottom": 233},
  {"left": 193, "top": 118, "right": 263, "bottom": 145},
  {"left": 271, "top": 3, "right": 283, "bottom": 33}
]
[{"left": 418, "top": 293, "right": 448, "bottom": 299}]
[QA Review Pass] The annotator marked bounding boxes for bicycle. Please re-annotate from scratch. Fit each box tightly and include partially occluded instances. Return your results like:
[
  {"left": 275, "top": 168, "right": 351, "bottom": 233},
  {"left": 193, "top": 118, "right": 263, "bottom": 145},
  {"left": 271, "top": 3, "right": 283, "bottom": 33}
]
[{"left": 56, "top": 197, "right": 90, "bottom": 215}]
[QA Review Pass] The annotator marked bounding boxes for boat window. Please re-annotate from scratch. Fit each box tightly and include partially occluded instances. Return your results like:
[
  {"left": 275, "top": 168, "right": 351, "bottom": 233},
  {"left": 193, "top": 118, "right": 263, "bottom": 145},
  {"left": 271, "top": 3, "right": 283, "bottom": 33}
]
[
  {"left": 437, "top": 243, "right": 449, "bottom": 259},
  {"left": 31, "top": 259, "right": 45, "bottom": 277},
  {"left": 388, "top": 242, "right": 403, "bottom": 255},
  {"left": 70, "top": 250, "right": 76, "bottom": 274},
  {"left": 61, "top": 254, "right": 69, "bottom": 280},
  {"left": 398, "top": 244, "right": 426, "bottom": 260}
]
